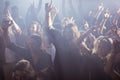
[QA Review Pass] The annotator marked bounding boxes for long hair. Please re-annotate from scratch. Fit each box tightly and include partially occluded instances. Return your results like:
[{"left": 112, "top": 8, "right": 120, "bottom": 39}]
[{"left": 63, "top": 23, "right": 80, "bottom": 41}]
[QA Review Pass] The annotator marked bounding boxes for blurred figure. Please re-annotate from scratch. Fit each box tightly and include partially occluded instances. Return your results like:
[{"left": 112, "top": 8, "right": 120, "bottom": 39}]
[
  {"left": 11, "top": 6, "right": 25, "bottom": 33},
  {"left": 27, "top": 21, "right": 42, "bottom": 36},
  {"left": 90, "top": 36, "right": 113, "bottom": 80},
  {"left": 105, "top": 40, "right": 120, "bottom": 80},
  {"left": 0, "top": 28, "right": 5, "bottom": 80},
  {"left": 25, "top": 0, "right": 42, "bottom": 29},
  {"left": 12, "top": 59, "right": 35, "bottom": 80}
]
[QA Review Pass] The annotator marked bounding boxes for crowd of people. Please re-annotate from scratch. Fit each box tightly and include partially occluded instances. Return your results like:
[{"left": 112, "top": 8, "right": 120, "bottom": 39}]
[{"left": 0, "top": 0, "right": 120, "bottom": 80}]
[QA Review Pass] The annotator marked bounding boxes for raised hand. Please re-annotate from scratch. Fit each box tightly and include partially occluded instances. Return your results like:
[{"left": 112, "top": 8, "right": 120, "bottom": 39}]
[
  {"left": 45, "top": 1, "right": 59, "bottom": 27},
  {"left": 98, "top": 3, "right": 104, "bottom": 11},
  {"left": 110, "top": 8, "right": 120, "bottom": 33},
  {"left": 1, "top": 15, "right": 13, "bottom": 31},
  {"left": 45, "top": 2, "right": 53, "bottom": 13},
  {"left": 3, "top": 11, "right": 22, "bottom": 34},
  {"left": 95, "top": 3, "right": 104, "bottom": 20},
  {"left": 51, "top": 6, "right": 59, "bottom": 16},
  {"left": 104, "top": 9, "right": 110, "bottom": 19}
]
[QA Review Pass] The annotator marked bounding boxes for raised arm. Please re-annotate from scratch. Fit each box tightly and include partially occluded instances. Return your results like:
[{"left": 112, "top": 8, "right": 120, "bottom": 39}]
[
  {"left": 1, "top": 14, "right": 26, "bottom": 56},
  {"left": 91, "top": 3, "right": 104, "bottom": 25},
  {"left": 98, "top": 9, "right": 110, "bottom": 35},
  {"left": 45, "top": 1, "right": 58, "bottom": 28},
  {"left": 105, "top": 9, "right": 120, "bottom": 38},
  {"left": 78, "top": 27, "right": 95, "bottom": 44},
  {"left": 7, "top": 11, "right": 22, "bottom": 34},
  {"left": 95, "top": 3, "right": 104, "bottom": 21}
]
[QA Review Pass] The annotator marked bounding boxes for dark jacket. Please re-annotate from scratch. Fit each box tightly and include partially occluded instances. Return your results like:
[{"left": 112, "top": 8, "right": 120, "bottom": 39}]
[
  {"left": 8, "top": 43, "right": 52, "bottom": 73},
  {"left": 47, "top": 28, "right": 84, "bottom": 80}
]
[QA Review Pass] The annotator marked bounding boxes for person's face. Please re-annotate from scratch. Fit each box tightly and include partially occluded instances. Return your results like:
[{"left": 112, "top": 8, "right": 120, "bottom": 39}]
[{"left": 29, "top": 24, "right": 38, "bottom": 34}]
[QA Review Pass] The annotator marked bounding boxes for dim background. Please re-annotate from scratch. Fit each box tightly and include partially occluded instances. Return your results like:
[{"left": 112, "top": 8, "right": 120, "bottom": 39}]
[{"left": 0, "top": 0, "right": 120, "bottom": 23}]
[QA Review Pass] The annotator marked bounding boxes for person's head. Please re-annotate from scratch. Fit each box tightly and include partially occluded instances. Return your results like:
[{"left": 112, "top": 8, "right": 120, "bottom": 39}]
[
  {"left": 92, "top": 36, "right": 113, "bottom": 57},
  {"left": 28, "top": 21, "right": 42, "bottom": 35},
  {"left": 63, "top": 23, "right": 80, "bottom": 42},
  {"left": 13, "top": 59, "right": 35, "bottom": 80},
  {"left": 26, "top": 34, "right": 42, "bottom": 52}
]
